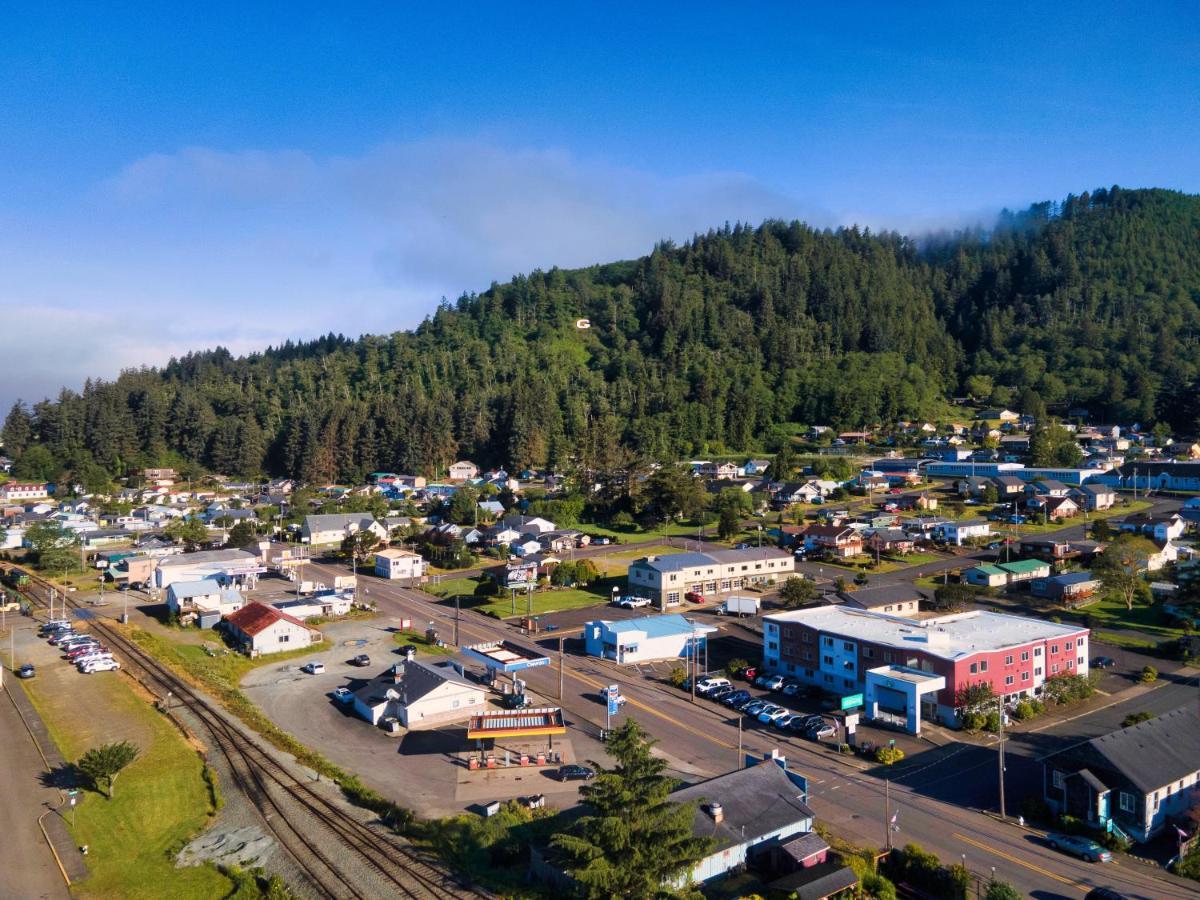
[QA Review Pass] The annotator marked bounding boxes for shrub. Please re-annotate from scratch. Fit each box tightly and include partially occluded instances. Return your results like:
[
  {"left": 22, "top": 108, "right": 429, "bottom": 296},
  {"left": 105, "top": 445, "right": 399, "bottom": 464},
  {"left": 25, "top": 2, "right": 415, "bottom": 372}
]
[
  {"left": 983, "top": 711, "right": 1001, "bottom": 732},
  {"left": 473, "top": 579, "right": 499, "bottom": 597},
  {"left": 985, "top": 880, "right": 1022, "bottom": 900},
  {"left": 725, "top": 657, "right": 750, "bottom": 677},
  {"left": 875, "top": 746, "right": 905, "bottom": 765},
  {"left": 1140, "top": 665, "right": 1158, "bottom": 683},
  {"left": 1122, "top": 711, "right": 1153, "bottom": 727},
  {"left": 668, "top": 666, "right": 687, "bottom": 688},
  {"left": 1013, "top": 700, "right": 1036, "bottom": 721}
]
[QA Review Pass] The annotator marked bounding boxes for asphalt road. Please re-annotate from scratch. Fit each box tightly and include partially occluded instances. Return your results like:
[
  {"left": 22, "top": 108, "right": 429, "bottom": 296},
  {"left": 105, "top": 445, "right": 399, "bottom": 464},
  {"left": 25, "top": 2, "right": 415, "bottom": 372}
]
[{"left": 302, "top": 557, "right": 1200, "bottom": 898}]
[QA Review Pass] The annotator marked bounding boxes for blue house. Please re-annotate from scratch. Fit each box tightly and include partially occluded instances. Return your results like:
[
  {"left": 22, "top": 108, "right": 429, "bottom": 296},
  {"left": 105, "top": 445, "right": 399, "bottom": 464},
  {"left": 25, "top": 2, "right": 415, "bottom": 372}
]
[{"left": 583, "top": 614, "right": 716, "bottom": 664}]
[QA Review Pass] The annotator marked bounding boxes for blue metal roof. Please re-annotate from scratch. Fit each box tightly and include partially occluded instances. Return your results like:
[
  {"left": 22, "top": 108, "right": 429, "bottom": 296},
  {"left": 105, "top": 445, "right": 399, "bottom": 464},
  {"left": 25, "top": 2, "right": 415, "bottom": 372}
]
[{"left": 603, "top": 613, "right": 714, "bottom": 637}]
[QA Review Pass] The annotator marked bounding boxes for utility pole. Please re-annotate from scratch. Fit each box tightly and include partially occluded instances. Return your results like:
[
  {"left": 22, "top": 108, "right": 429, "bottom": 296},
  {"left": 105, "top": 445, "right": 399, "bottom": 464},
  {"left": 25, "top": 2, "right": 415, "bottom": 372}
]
[
  {"left": 690, "top": 627, "right": 697, "bottom": 704},
  {"left": 884, "top": 777, "right": 892, "bottom": 851},
  {"left": 998, "top": 697, "right": 1007, "bottom": 819},
  {"left": 454, "top": 594, "right": 460, "bottom": 646},
  {"left": 737, "top": 715, "right": 742, "bottom": 767},
  {"left": 558, "top": 636, "right": 564, "bottom": 700}
]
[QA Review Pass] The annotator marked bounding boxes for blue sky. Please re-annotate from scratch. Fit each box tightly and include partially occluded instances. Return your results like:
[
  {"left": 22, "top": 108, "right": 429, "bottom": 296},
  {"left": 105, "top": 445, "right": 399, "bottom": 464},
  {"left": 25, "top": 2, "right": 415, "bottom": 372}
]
[{"left": 1, "top": 3, "right": 1198, "bottom": 409}]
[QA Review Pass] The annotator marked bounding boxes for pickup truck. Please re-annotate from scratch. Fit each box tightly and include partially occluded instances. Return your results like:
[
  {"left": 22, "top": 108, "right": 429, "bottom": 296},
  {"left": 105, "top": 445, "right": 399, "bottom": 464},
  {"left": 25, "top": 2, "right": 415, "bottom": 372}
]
[{"left": 615, "top": 596, "right": 651, "bottom": 609}]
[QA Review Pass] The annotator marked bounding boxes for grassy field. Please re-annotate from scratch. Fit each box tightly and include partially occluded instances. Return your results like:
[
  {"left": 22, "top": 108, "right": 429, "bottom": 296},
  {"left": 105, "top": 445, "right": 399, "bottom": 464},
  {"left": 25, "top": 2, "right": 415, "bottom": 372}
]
[
  {"left": 471, "top": 576, "right": 625, "bottom": 619},
  {"left": 587, "top": 544, "right": 677, "bottom": 577},
  {"left": 393, "top": 629, "right": 455, "bottom": 656},
  {"left": 22, "top": 673, "right": 231, "bottom": 899},
  {"left": 1057, "top": 595, "right": 1187, "bottom": 641}
]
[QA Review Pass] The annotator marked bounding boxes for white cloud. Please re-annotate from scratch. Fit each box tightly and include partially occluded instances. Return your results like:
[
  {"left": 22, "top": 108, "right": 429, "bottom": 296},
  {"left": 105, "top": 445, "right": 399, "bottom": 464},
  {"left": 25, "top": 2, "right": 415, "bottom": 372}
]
[{"left": 3, "top": 137, "right": 823, "bottom": 409}]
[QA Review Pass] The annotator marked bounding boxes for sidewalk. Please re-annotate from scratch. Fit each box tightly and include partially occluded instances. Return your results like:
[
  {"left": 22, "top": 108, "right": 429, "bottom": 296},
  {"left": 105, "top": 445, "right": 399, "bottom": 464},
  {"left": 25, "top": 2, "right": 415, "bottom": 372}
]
[{"left": 4, "top": 678, "right": 90, "bottom": 885}]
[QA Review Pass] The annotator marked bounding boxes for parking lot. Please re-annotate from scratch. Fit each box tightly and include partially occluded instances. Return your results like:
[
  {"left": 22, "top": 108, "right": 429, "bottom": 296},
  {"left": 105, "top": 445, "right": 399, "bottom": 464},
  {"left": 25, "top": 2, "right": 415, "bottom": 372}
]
[{"left": 239, "top": 616, "right": 598, "bottom": 816}]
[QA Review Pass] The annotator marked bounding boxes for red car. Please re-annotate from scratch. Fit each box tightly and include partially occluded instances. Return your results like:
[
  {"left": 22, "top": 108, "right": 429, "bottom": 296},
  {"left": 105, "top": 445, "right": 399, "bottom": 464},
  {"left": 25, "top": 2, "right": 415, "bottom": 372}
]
[
  {"left": 739, "top": 666, "right": 758, "bottom": 681},
  {"left": 684, "top": 592, "right": 705, "bottom": 604}
]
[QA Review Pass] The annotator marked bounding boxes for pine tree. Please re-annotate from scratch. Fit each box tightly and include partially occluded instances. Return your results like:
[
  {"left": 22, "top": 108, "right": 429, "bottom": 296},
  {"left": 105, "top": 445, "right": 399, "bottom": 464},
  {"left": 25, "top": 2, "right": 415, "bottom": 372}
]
[{"left": 550, "top": 720, "right": 713, "bottom": 897}]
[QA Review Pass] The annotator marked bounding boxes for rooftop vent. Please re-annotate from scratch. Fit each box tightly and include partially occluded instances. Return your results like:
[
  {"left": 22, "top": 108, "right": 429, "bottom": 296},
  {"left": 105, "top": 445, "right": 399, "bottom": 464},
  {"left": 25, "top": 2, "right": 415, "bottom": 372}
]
[{"left": 708, "top": 802, "right": 724, "bottom": 823}]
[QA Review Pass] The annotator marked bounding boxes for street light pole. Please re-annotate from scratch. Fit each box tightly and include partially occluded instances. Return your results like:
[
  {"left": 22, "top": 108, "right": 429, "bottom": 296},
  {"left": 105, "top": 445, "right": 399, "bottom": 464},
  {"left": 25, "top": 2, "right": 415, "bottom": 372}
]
[
  {"left": 884, "top": 777, "right": 892, "bottom": 851},
  {"left": 998, "top": 697, "right": 1007, "bottom": 819}
]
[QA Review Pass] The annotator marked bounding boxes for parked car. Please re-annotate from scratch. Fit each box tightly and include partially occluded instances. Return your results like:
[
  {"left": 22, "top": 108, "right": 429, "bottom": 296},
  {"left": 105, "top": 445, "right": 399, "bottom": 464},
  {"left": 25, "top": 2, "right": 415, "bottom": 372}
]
[
  {"left": 763, "top": 675, "right": 785, "bottom": 691},
  {"left": 731, "top": 695, "right": 759, "bottom": 712},
  {"left": 753, "top": 673, "right": 772, "bottom": 688},
  {"left": 696, "top": 676, "right": 731, "bottom": 693},
  {"left": 722, "top": 690, "right": 751, "bottom": 707},
  {"left": 17, "top": 663, "right": 35, "bottom": 679},
  {"left": 350, "top": 654, "right": 371, "bottom": 667},
  {"left": 616, "top": 596, "right": 651, "bottom": 609},
  {"left": 743, "top": 700, "right": 769, "bottom": 716},
  {"left": 807, "top": 723, "right": 836, "bottom": 739},
  {"left": 739, "top": 666, "right": 758, "bottom": 681},
  {"left": 1046, "top": 833, "right": 1112, "bottom": 863},
  {"left": 599, "top": 686, "right": 627, "bottom": 706},
  {"left": 558, "top": 764, "right": 596, "bottom": 782},
  {"left": 332, "top": 686, "right": 353, "bottom": 703},
  {"left": 1083, "top": 889, "right": 1127, "bottom": 900},
  {"left": 775, "top": 713, "right": 802, "bottom": 730},
  {"left": 684, "top": 591, "right": 705, "bottom": 604},
  {"left": 301, "top": 662, "right": 326, "bottom": 675},
  {"left": 397, "top": 643, "right": 418, "bottom": 657},
  {"left": 1092, "top": 656, "right": 1115, "bottom": 669},
  {"left": 75, "top": 654, "right": 115, "bottom": 669},
  {"left": 81, "top": 659, "right": 120, "bottom": 674},
  {"left": 758, "top": 706, "right": 791, "bottom": 724},
  {"left": 708, "top": 685, "right": 734, "bottom": 700},
  {"left": 67, "top": 645, "right": 105, "bottom": 661}
]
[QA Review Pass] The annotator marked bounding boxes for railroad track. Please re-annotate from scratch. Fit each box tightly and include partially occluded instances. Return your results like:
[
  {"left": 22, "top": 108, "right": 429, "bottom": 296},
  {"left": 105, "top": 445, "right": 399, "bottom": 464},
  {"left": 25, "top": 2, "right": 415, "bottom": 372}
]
[{"left": 12, "top": 568, "right": 490, "bottom": 900}]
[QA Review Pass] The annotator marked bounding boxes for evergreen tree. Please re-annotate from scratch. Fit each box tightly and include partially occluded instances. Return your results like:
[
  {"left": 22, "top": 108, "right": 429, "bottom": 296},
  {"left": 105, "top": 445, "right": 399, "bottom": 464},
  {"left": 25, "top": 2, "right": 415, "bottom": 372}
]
[{"left": 550, "top": 719, "right": 713, "bottom": 897}]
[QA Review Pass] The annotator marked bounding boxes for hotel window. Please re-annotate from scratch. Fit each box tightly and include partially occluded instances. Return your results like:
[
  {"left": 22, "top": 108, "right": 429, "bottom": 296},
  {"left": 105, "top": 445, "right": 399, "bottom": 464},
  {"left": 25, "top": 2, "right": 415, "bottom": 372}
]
[
  {"left": 1066, "top": 640, "right": 1073, "bottom": 650},
  {"left": 768, "top": 642, "right": 778, "bottom": 651},
  {"left": 1035, "top": 667, "right": 1042, "bottom": 677},
  {"left": 824, "top": 637, "right": 833, "bottom": 647},
  {"left": 1119, "top": 792, "right": 1135, "bottom": 813},
  {"left": 1005, "top": 675, "right": 1014, "bottom": 686},
  {"left": 802, "top": 632, "right": 811, "bottom": 643},
  {"left": 823, "top": 656, "right": 833, "bottom": 665},
  {"left": 1078, "top": 656, "right": 1085, "bottom": 666},
  {"left": 1021, "top": 671, "right": 1030, "bottom": 681},
  {"left": 1051, "top": 644, "right": 1059, "bottom": 654},
  {"left": 1021, "top": 651, "right": 1029, "bottom": 661},
  {"left": 970, "top": 663, "right": 978, "bottom": 674},
  {"left": 1005, "top": 655, "right": 1013, "bottom": 665},
  {"left": 783, "top": 628, "right": 793, "bottom": 639},
  {"left": 980, "top": 660, "right": 988, "bottom": 672},
  {"left": 863, "top": 647, "right": 874, "bottom": 659},
  {"left": 1051, "top": 663, "right": 1059, "bottom": 674},
  {"left": 843, "top": 641, "right": 854, "bottom": 652},
  {"left": 1034, "top": 647, "right": 1042, "bottom": 656}
]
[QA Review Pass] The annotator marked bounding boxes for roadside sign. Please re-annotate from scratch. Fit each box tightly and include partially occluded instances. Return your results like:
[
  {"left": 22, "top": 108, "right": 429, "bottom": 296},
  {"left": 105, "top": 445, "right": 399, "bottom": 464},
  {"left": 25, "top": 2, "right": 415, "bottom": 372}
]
[
  {"left": 840, "top": 693, "right": 864, "bottom": 711},
  {"left": 606, "top": 684, "right": 620, "bottom": 717}
]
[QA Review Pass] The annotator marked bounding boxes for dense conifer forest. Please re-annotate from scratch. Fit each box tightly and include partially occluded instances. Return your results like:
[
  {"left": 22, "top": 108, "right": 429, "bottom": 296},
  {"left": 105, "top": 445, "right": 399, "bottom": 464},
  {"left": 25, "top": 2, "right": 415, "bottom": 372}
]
[{"left": 4, "top": 186, "right": 1200, "bottom": 486}]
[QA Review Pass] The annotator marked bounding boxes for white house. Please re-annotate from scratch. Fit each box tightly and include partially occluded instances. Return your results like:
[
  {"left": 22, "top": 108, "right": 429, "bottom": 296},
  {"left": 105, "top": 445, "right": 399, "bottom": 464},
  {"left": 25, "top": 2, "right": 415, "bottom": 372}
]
[
  {"left": 222, "top": 602, "right": 320, "bottom": 656},
  {"left": 448, "top": 460, "right": 480, "bottom": 481},
  {"left": 0, "top": 482, "right": 50, "bottom": 502},
  {"left": 350, "top": 660, "right": 484, "bottom": 729},
  {"left": 584, "top": 614, "right": 717, "bottom": 664},
  {"left": 271, "top": 593, "right": 353, "bottom": 620},
  {"left": 933, "top": 519, "right": 992, "bottom": 546},
  {"left": 166, "top": 579, "right": 245, "bottom": 618},
  {"left": 512, "top": 539, "right": 543, "bottom": 557},
  {"left": 374, "top": 548, "right": 428, "bottom": 581},
  {"left": 500, "top": 515, "right": 556, "bottom": 535},
  {"left": 301, "top": 513, "right": 388, "bottom": 546}
]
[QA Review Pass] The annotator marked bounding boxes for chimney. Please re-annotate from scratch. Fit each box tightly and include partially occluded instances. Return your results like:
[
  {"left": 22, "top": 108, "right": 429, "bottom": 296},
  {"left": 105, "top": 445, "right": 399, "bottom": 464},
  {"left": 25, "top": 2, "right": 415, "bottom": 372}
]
[
  {"left": 708, "top": 802, "right": 724, "bottom": 824},
  {"left": 392, "top": 662, "right": 405, "bottom": 684}
]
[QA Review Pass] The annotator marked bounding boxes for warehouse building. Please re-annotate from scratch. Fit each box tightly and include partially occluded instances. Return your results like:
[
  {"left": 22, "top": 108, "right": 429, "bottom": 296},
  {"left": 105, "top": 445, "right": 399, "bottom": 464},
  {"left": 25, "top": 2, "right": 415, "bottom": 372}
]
[{"left": 154, "top": 548, "right": 264, "bottom": 590}]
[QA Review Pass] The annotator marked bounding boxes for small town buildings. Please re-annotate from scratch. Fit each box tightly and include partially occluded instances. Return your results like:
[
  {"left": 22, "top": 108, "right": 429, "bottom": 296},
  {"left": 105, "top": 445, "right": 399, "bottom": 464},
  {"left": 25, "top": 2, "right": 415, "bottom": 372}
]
[
  {"left": 154, "top": 549, "right": 262, "bottom": 589},
  {"left": 700, "top": 461, "right": 741, "bottom": 480},
  {"left": 271, "top": 593, "right": 353, "bottom": 620},
  {"left": 896, "top": 493, "right": 938, "bottom": 511},
  {"left": 301, "top": 513, "right": 389, "bottom": 547},
  {"left": 864, "top": 528, "right": 915, "bottom": 555},
  {"left": 963, "top": 564, "right": 1008, "bottom": 588},
  {"left": 1103, "top": 461, "right": 1200, "bottom": 492},
  {"left": 838, "top": 585, "right": 923, "bottom": 617},
  {"left": 1117, "top": 513, "right": 1187, "bottom": 543},
  {"left": 1031, "top": 571, "right": 1102, "bottom": 604},
  {"left": 932, "top": 519, "right": 992, "bottom": 546},
  {"left": 447, "top": 460, "right": 480, "bottom": 481},
  {"left": 166, "top": 579, "right": 245, "bottom": 620},
  {"left": 0, "top": 482, "right": 50, "bottom": 502},
  {"left": 773, "top": 482, "right": 826, "bottom": 506},
  {"left": 799, "top": 525, "right": 864, "bottom": 558},
  {"left": 373, "top": 548, "right": 428, "bottom": 582},
  {"left": 500, "top": 514, "right": 556, "bottom": 535},
  {"left": 1072, "top": 483, "right": 1116, "bottom": 511},
  {"left": 222, "top": 602, "right": 320, "bottom": 656},
  {"left": 584, "top": 613, "right": 716, "bottom": 664},
  {"left": 1043, "top": 706, "right": 1200, "bottom": 843},
  {"left": 1030, "top": 495, "right": 1079, "bottom": 521},
  {"left": 963, "top": 558, "right": 1052, "bottom": 588},
  {"left": 762, "top": 607, "right": 1089, "bottom": 733},
  {"left": 993, "top": 475, "right": 1026, "bottom": 498},
  {"left": 350, "top": 659, "right": 484, "bottom": 729},
  {"left": 743, "top": 458, "right": 772, "bottom": 476},
  {"left": 627, "top": 548, "right": 795, "bottom": 608}
]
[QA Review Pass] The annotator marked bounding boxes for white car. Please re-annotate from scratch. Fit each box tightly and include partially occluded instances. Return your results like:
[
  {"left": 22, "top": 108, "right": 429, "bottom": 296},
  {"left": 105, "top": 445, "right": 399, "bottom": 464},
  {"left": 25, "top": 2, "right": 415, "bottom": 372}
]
[
  {"left": 81, "top": 659, "right": 120, "bottom": 673},
  {"left": 616, "top": 596, "right": 651, "bottom": 609},
  {"left": 301, "top": 662, "right": 326, "bottom": 675}
]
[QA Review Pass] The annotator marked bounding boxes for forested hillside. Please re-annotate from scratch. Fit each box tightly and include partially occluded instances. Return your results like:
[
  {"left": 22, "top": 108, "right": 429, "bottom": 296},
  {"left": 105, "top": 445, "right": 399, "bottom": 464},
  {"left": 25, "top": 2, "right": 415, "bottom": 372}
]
[{"left": 4, "top": 186, "right": 1200, "bottom": 487}]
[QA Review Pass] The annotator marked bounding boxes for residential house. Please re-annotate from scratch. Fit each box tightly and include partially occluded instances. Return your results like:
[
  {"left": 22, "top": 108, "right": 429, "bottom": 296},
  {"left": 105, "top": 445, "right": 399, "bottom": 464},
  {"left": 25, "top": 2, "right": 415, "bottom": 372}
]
[
  {"left": 447, "top": 460, "right": 480, "bottom": 482},
  {"left": 897, "top": 493, "right": 938, "bottom": 511},
  {"left": 836, "top": 431, "right": 872, "bottom": 443},
  {"left": 956, "top": 476, "right": 993, "bottom": 497},
  {"left": 222, "top": 602, "right": 320, "bottom": 656},
  {"left": 1147, "top": 540, "right": 1180, "bottom": 573},
  {"left": 166, "top": 580, "right": 245, "bottom": 621},
  {"left": 773, "top": 482, "right": 826, "bottom": 507},
  {"left": 1026, "top": 479, "right": 1072, "bottom": 499},
  {"left": 301, "top": 513, "right": 388, "bottom": 547},
  {"left": 1043, "top": 706, "right": 1200, "bottom": 843},
  {"left": 1072, "top": 483, "right": 1117, "bottom": 511},
  {"left": 482, "top": 524, "right": 522, "bottom": 547},
  {"left": 993, "top": 475, "right": 1026, "bottom": 498},
  {"left": 963, "top": 564, "right": 1009, "bottom": 588},
  {"left": 0, "top": 482, "right": 50, "bottom": 502},
  {"left": 799, "top": 525, "right": 864, "bottom": 558},
  {"left": 477, "top": 500, "right": 505, "bottom": 518},
  {"left": 501, "top": 515, "right": 556, "bottom": 535},
  {"left": 1118, "top": 514, "right": 1187, "bottom": 543},
  {"left": 374, "top": 548, "right": 428, "bottom": 582},
  {"left": 932, "top": 519, "right": 992, "bottom": 546},
  {"left": 1027, "top": 495, "right": 1079, "bottom": 521},
  {"left": 978, "top": 409, "right": 1020, "bottom": 422},
  {"left": 350, "top": 660, "right": 485, "bottom": 729},
  {"left": 700, "top": 461, "right": 741, "bottom": 480},
  {"left": 512, "top": 538, "right": 543, "bottom": 557},
  {"left": 743, "top": 459, "right": 772, "bottom": 477},
  {"left": 1031, "top": 572, "right": 1101, "bottom": 604},
  {"left": 856, "top": 473, "right": 890, "bottom": 492},
  {"left": 839, "top": 585, "right": 923, "bottom": 617},
  {"left": 864, "top": 528, "right": 915, "bottom": 555}
]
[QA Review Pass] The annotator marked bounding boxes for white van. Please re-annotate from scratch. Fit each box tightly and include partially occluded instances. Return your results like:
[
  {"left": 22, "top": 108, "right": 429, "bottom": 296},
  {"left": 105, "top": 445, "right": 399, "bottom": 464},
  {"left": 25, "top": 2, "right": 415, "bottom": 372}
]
[{"left": 696, "top": 676, "right": 731, "bottom": 693}]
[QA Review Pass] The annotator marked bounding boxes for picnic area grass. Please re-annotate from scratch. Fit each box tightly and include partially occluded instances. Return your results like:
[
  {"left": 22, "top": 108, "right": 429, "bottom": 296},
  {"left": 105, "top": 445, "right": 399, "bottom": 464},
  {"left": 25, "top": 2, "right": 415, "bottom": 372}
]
[
  {"left": 21, "top": 669, "right": 231, "bottom": 900},
  {"left": 465, "top": 575, "right": 627, "bottom": 619},
  {"left": 393, "top": 628, "right": 455, "bottom": 656}
]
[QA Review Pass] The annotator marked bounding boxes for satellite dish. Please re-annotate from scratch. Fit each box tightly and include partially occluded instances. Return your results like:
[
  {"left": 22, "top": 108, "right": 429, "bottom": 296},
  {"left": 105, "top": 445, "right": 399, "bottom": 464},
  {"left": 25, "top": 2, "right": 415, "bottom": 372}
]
[{"left": 575, "top": 318, "right": 591, "bottom": 329}]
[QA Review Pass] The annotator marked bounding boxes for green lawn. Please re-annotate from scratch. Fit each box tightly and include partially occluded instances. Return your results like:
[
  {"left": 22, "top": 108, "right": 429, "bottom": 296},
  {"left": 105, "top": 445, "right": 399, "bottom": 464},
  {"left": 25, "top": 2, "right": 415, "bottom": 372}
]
[
  {"left": 1056, "top": 595, "right": 1187, "bottom": 641},
  {"left": 393, "top": 629, "right": 455, "bottom": 656},
  {"left": 475, "top": 576, "right": 626, "bottom": 619},
  {"left": 588, "top": 543, "right": 677, "bottom": 577},
  {"left": 22, "top": 671, "right": 232, "bottom": 899}
]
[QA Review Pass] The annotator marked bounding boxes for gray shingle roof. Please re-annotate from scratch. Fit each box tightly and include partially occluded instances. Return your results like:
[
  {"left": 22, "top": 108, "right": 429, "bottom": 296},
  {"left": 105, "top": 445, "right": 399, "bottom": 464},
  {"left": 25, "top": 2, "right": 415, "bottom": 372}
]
[
  {"left": 352, "top": 660, "right": 472, "bottom": 708},
  {"left": 671, "top": 761, "right": 813, "bottom": 852},
  {"left": 1089, "top": 706, "right": 1200, "bottom": 793},
  {"left": 303, "top": 513, "right": 376, "bottom": 533}
]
